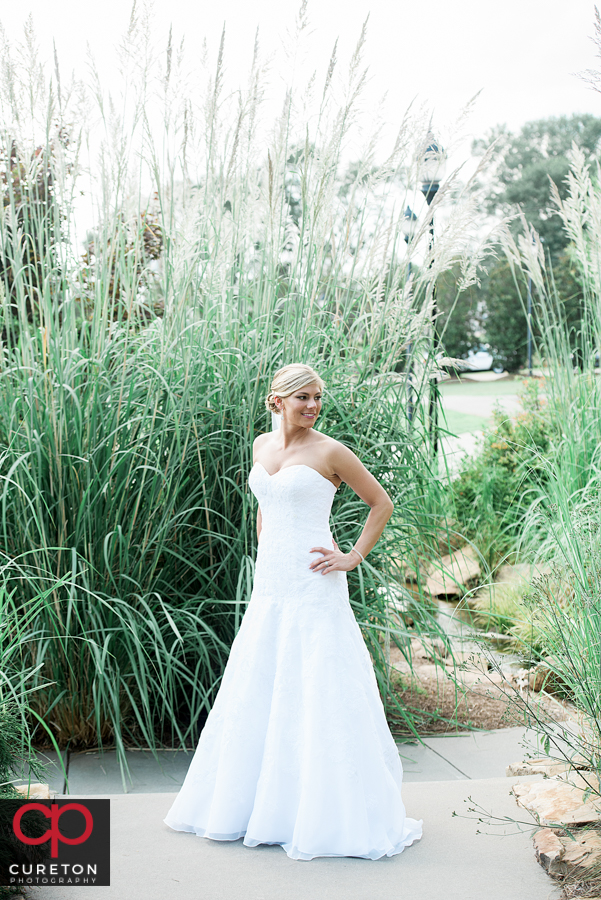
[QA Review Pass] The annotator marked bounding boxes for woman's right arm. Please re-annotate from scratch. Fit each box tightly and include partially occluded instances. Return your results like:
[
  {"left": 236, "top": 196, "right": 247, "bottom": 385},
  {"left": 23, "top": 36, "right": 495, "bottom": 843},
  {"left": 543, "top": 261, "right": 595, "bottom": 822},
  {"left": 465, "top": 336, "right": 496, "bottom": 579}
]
[{"left": 257, "top": 505, "right": 262, "bottom": 542}]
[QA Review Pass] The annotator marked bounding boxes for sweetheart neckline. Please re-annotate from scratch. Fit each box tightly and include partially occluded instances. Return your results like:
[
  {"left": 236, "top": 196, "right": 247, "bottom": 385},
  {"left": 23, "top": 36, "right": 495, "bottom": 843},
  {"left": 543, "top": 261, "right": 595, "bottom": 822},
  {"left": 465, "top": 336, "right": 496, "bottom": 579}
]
[{"left": 252, "top": 461, "right": 338, "bottom": 490}]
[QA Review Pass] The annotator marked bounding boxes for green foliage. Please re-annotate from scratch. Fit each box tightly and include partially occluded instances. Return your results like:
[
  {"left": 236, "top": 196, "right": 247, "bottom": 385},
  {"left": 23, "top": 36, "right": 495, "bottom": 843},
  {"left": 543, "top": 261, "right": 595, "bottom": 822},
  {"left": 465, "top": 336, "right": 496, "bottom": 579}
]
[
  {"left": 478, "top": 253, "right": 584, "bottom": 373},
  {"left": 498, "top": 512, "right": 601, "bottom": 782},
  {"left": 0, "top": 12, "right": 490, "bottom": 772},
  {"left": 0, "top": 138, "right": 67, "bottom": 341},
  {"left": 78, "top": 205, "right": 164, "bottom": 324},
  {"left": 480, "top": 258, "right": 528, "bottom": 372},
  {"left": 475, "top": 114, "right": 601, "bottom": 259},
  {"left": 0, "top": 580, "right": 59, "bottom": 897},
  {"left": 0, "top": 582, "right": 58, "bottom": 791},
  {"left": 435, "top": 264, "right": 479, "bottom": 361},
  {"left": 472, "top": 114, "right": 595, "bottom": 372},
  {"left": 462, "top": 146, "right": 601, "bottom": 779},
  {"left": 450, "top": 378, "right": 556, "bottom": 566},
  {"left": 469, "top": 581, "right": 530, "bottom": 636},
  {"left": 0, "top": 705, "right": 24, "bottom": 799}
]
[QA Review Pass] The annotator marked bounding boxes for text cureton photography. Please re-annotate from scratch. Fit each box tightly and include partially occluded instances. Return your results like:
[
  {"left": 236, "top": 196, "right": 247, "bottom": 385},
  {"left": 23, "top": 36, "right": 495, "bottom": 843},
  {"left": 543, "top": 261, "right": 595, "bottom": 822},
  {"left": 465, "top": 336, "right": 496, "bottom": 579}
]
[{"left": 0, "top": 799, "right": 110, "bottom": 887}]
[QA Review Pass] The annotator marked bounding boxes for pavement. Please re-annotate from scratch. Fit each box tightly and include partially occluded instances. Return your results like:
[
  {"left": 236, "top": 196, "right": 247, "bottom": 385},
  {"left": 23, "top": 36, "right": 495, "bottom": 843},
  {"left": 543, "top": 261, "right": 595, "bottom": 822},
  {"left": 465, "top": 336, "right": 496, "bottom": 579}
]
[
  {"left": 437, "top": 374, "right": 525, "bottom": 477},
  {"left": 15, "top": 727, "right": 558, "bottom": 900},
  {"left": 20, "top": 726, "right": 544, "bottom": 794}
]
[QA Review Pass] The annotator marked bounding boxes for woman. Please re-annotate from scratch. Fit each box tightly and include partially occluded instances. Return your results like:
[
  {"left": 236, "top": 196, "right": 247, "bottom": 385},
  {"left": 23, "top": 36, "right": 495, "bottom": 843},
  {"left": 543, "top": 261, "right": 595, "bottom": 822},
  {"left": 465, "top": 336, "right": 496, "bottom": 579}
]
[{"left": 164, "top": 363, "right": 422, "bottom": 860}]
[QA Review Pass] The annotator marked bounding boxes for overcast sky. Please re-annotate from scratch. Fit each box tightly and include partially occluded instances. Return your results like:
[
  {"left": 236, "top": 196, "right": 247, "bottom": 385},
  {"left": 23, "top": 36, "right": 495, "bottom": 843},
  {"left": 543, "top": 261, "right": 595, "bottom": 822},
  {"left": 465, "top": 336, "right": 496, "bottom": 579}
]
[
  {"left": 2, "top": 0, "right": 600, "bottom": 146},
  {"left": 2, "top": 0, "right": 600, "bottom": 247}
]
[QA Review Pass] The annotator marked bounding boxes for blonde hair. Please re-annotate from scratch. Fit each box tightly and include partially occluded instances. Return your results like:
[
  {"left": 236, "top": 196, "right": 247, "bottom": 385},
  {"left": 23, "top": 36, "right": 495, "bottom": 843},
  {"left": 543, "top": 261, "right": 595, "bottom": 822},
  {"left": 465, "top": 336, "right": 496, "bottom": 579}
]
[{"left": 265, "top": 364, "right": 325, "bottom": 415}]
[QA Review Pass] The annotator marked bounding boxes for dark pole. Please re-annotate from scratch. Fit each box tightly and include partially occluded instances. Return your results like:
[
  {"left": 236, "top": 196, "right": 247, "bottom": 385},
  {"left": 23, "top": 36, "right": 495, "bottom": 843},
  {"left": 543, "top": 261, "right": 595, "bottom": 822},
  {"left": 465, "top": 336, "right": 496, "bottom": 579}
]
[{"left": 421, "top": 181, "right": 440, "bottom": 455}]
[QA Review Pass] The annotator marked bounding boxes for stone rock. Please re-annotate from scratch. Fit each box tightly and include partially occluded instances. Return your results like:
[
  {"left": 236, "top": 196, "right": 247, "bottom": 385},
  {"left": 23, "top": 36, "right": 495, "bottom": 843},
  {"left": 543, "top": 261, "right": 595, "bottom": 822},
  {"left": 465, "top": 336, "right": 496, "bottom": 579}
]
[
  {"left": 533, "top": 828, "right": 565, "bottom": 875},
  {"left": 506, "top": 757, "right": 583, "bottom": 778},
  {"left": 390, "top": 637, "right": 447, "bottom": 669},
  {"left": 512, "top": 658, "right": 567, "bottom": 694},
  {"left": 561, "top": 830, "right": 601, "bottom": 876},
  {"left": 412, "top": 637, "right": 448, "bottom": 660},
  {"left": 495, "top": 563, "right": 541, "bottom": 585},
  {"left": 14, "top": 783, "right": 51, "bottom": 799},
  {"left": 404, "top": 563, "right": 429, "bottom": 584},
  {"left": 512, "top": 666, "right": 548, "bottom": 693},
  {"left": 479, "top": 631, "right": 515, "bottom": 644},
  {"left": 408, "top": 663, "right": 444, "bottom": 681},
  {"left": 389, "top": 652, "right": 411, "bottom": 675},
  {"left": 534, "top": 827, "right": 601, "bottom": 879},
  {"left": 450, "top": 668, "right": 504, "bottom": 687},
  {"left": 555, "top": 772, "right": 601, "bottom": 790},
  {"left": 514, "top": 776, "right": 601, "bottom": 825},
  {"left": 434, "top": 521, "right": 465, "bottom": 557},
  {"left": 425, "top": 546, "right": 481, "bottom": 598}
]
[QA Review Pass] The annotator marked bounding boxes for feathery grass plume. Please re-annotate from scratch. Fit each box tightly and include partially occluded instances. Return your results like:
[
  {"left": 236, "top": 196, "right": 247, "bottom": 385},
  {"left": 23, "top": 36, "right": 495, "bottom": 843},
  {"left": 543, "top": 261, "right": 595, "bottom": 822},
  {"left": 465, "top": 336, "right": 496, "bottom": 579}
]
[{"left": 0, "top": 7, "right": 495, "bottom": 777}]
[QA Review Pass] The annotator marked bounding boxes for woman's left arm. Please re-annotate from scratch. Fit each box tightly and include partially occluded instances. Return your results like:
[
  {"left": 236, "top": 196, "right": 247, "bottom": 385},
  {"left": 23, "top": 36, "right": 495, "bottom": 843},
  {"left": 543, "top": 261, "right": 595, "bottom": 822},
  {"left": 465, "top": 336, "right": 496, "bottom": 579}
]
[{"left": 309, "top": 444, "right": 394, "bottom": 575}]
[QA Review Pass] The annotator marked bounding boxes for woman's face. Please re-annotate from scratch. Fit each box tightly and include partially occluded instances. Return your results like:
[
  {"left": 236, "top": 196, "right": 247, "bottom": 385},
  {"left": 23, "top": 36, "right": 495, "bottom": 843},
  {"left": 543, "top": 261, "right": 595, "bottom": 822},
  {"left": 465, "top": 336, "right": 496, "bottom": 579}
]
[{"left": 278, "top": 383, "right": 322, "bottom": 427}]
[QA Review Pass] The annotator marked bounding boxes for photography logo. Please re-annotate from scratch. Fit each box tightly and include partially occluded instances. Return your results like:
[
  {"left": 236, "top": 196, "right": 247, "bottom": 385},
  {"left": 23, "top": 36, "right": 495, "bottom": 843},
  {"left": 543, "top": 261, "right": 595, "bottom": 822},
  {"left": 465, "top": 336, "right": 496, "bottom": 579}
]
[{"left": 0, "top": 799, "right": 110, "bottom": 887}]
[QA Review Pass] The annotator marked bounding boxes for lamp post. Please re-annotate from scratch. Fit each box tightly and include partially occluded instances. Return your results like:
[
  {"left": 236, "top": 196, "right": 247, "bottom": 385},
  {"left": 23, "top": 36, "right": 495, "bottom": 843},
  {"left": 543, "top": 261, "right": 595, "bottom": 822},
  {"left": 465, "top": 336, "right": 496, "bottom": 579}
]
[
  {"left": 419, "top": 132, "right": 446, "bottom": 455},
  {"left": 401, "top": 206, "right": 418, "bottom": 423},
  {"left": 401, "top": 205, "right": 418, "bottom": 257}
]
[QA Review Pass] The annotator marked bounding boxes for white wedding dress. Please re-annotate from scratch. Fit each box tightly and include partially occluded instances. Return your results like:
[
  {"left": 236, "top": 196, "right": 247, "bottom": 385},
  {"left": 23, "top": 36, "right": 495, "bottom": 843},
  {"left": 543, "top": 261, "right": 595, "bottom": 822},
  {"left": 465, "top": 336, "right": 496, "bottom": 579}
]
[{"left": 163, "top": 462, "right": 422, "bottom": 860}]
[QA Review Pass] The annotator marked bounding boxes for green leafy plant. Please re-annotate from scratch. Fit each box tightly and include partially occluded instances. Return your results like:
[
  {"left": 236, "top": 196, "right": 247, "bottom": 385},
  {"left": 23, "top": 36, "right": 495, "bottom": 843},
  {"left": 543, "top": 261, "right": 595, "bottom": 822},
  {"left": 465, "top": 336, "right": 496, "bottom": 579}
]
[
  {"left": 450, "top": 377, "right": 556, "bottom": 567},
  {"left": 0, "top": 11, "right": 496, "bottom": 777}
]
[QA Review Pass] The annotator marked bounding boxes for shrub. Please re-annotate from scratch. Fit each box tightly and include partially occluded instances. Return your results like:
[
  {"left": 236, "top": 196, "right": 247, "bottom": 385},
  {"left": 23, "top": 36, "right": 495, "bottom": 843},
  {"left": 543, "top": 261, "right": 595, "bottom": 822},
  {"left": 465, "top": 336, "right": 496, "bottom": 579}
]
[{"left": 450, "top": 378, "right": 556, "bottom": 566}]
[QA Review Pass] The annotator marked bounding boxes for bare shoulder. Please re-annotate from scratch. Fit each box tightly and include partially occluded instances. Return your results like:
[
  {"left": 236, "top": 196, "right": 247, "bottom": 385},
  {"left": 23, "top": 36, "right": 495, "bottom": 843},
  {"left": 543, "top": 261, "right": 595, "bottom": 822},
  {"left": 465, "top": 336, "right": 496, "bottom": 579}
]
[
  {"left": 321, "top": 436, "right": 361, "bottom": 470},
  {"left": 252, "top": 432, "right": 272, "bottom": 459},
  {"left": 324, "top": 437, "right": 393, "bottom": 509}
]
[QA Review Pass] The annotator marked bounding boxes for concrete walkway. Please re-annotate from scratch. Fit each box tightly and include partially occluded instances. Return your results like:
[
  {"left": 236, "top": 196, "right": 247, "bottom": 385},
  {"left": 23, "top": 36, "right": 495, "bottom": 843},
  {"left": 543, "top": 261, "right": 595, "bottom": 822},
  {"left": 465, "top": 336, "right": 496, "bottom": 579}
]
[
  {"left": 24, "top": 726, "right": 542, "bottom": 795},
  {"left": 26, "top": 779, "right": 552, "bottom": 900},
  {"left": 19, "top": 728, "right": 557, "bottom": 900},
  {"left": 437, "top": 375, "right": 526, "bottom": 476}
]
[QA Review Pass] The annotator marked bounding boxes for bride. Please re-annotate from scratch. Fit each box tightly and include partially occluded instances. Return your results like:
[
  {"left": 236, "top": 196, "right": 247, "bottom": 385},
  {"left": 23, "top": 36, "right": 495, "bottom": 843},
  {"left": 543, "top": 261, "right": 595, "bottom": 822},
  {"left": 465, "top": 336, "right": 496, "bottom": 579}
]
[{"left": 164, "top": 363, "right": 422, "bottom": 860}]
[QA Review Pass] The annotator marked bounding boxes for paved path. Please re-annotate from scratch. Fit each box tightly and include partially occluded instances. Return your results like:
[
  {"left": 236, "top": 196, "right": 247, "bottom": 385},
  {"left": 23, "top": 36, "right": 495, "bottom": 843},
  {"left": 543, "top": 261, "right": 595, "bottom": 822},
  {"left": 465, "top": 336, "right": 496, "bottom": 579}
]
[
  {"left": 437, "top": 375, "right": 527, "bottom": 476},
  {"left": 25, "top": 779, "right": 551, "bottom": 900},
  {"left": 25, "top": 727, "right": 541, "bottom": 795},
  {"left": 18, "top": 728, "right": 556, "bottom": 900}
]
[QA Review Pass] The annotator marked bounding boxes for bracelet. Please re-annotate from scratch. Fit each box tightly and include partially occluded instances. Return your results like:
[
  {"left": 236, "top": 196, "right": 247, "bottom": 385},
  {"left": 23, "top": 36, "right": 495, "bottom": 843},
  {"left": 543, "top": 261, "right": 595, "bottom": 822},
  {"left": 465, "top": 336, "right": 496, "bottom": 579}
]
[{"left": 350, "top": 546, "right": 365, "bottom": 562}]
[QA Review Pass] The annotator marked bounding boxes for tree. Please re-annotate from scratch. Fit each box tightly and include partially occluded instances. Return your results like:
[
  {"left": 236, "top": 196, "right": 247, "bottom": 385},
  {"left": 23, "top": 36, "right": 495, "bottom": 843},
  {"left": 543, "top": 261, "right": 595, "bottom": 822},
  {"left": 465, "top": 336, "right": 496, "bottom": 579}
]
[
  {"left": 77, "top": 200, "right": 164, "bottom": 325},
  {"left": 435, "top": 264, "right": 479, "bottom": 361},
  {"left": 0, "top": 138, "right": 66, "bottom": 338},
  {"left": 479, "top": 254, "right": 584, "bottom": 373},
  {"left": 479, "top": 259, "right": 528, "bottom": 372},
  {"left": 474, "top": 114, "right": 601, "bottom": 260}
]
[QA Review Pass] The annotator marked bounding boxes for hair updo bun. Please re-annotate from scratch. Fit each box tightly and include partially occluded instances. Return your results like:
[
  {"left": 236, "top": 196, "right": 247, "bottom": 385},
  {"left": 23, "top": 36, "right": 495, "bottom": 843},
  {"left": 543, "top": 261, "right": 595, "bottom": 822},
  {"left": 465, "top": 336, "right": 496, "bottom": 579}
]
[
  {"left": 265, "top": 390, "right": 280, "bottom": 415},
  {"left": 264, "top": 364, "right": 325, "bottom": 416}
]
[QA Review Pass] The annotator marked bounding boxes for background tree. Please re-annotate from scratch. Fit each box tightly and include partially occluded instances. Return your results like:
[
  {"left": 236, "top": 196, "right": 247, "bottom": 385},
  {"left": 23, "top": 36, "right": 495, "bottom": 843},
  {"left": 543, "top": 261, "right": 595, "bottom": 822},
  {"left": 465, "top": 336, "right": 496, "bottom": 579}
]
[
  {"left": 435, "top": 263, "right": 479, "bottom": 361},
  {"left": 478, "top": 253, "right": 584, "bottom": 372},
  {"left": 78, "top": 204, "right": 164, "bottom": 325},
  {"left": 459, "top": 114, "right": 598, "bottom": 369},
  {"left": 474, "top": 114, "right": 601, "bottom": 260},
  {"left": 478, "top": 258, "right": 528, "bottom": 372},
  {"left": 0, "top": 138, "right": 67, "bottom": 342}
]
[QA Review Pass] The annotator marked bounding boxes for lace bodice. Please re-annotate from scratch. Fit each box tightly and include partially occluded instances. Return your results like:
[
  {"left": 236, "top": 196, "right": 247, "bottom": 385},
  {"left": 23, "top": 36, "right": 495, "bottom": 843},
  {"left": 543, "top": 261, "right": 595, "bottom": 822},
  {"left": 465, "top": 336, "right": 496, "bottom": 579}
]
[{"left": 248, "top": 462, "right": 341, "bottom": 603}]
